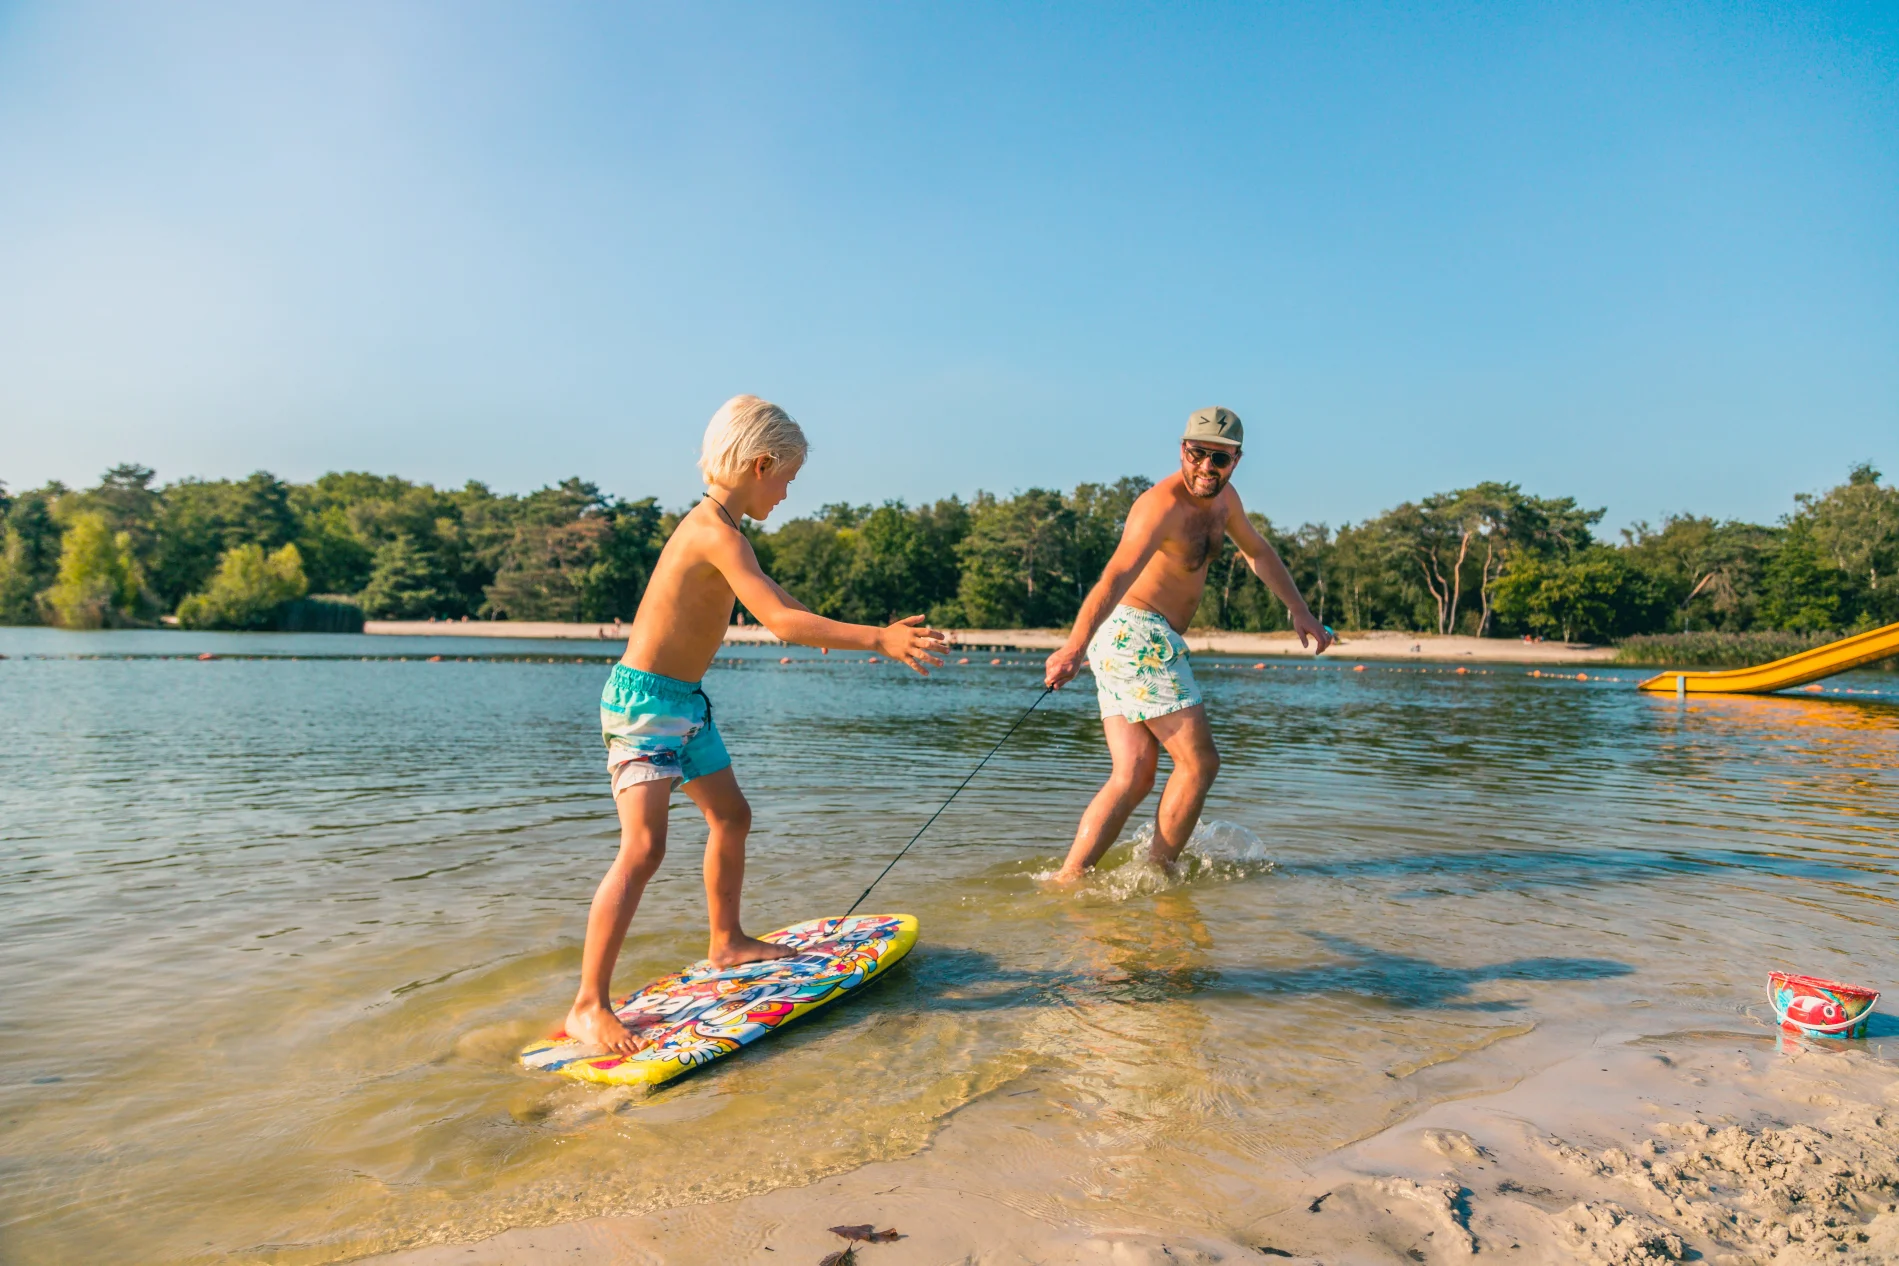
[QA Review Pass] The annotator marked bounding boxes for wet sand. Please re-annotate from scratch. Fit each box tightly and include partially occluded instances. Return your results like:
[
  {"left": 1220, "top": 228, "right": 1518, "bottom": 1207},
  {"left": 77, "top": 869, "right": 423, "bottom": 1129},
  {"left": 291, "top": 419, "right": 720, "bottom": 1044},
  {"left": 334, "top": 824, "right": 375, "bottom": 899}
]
[{"left": 371, "top": 1026, "right": 1899, "bottom": 1265}]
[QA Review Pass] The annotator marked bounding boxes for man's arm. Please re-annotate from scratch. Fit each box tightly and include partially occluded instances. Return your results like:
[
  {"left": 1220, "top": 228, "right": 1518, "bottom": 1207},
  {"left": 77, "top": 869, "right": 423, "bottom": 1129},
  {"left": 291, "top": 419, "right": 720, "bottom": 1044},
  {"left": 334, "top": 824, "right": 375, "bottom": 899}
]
[
  {"left": 1044, "top": 493, "right": 1167, "bottom": 688},
  {"left": 1226, "top": 493, "right": 1334, "bottom": 654},
  {"left": 712, "top": 532, "right": 946, "bottom": 674}
]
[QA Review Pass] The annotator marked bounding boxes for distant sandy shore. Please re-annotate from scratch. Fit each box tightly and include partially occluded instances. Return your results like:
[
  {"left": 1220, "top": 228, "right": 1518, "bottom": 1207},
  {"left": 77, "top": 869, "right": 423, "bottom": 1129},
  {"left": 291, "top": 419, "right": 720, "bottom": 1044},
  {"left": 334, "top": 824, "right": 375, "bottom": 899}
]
[
  {"left": 370, "top": 1026, "right": 1899, "bottom": 1265},
  {"left": 365, "top": 621, "right": 1618, "bottom": 665}
]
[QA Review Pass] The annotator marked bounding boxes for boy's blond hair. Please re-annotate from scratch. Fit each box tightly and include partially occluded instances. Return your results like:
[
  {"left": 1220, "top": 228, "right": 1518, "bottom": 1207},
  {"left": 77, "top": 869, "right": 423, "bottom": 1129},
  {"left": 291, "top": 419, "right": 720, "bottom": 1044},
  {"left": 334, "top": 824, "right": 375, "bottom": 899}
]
[{"left": 698, "top": 395, "right": 808, "bottom": 486}]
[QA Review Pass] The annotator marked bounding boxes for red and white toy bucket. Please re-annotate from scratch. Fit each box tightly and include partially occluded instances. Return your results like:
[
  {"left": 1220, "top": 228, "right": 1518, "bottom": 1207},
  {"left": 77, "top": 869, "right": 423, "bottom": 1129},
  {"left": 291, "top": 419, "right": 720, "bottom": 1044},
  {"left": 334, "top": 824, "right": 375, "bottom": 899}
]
[{"left": 1769, "top": 972, "right": 1879, "bottom": 1040}]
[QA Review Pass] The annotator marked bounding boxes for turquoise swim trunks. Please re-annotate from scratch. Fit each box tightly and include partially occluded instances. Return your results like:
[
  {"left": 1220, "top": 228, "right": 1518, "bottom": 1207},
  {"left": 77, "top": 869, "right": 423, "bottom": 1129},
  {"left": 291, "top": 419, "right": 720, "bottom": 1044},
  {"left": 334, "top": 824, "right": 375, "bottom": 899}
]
[
  {"left": 600, "top": 664, "right": 731, "bottom": 792},
  {"left": 1086, "top": 603, "right": 1203, "bottom": 723}
]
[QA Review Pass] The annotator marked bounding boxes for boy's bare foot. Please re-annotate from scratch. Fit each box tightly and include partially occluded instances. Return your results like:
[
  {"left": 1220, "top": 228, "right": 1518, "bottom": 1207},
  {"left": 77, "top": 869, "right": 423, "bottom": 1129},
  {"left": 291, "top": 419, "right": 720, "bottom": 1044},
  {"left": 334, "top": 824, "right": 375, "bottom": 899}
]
[
  {"left": 561, "top": 1000, "right": 651, "bottom": 1055},
  {"left": 709, "top": 934, "right": 797, "bottom": 968}
]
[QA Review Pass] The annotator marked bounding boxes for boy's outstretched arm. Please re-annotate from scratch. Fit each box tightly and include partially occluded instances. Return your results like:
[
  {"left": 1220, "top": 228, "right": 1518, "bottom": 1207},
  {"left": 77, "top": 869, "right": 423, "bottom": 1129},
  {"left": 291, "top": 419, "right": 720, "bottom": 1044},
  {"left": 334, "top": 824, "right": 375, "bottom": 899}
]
[
  {"left": 710, "top": 531, "right": 946, "bottom": 675},
  {"left": 1044, "top": 495, "right": 1166, "bottom": 688},
  {"left": 1227, "top": 495, "right": 1333, "bottom": 653}
]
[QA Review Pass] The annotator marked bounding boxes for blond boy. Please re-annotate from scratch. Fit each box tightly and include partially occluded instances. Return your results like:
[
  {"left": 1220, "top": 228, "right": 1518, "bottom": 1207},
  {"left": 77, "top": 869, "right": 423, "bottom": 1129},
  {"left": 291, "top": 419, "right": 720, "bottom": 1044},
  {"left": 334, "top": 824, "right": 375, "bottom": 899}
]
[{"left": 564, "top": 396, "right": 946, "bottom": 1054}]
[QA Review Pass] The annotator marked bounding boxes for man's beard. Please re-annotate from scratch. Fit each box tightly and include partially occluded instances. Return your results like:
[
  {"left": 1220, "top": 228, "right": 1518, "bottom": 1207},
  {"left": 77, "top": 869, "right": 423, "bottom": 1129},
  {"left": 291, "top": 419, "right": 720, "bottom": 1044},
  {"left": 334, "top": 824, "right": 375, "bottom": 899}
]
[{"left": 1185, "top": 468, "right": 1228, "bottom": 497}]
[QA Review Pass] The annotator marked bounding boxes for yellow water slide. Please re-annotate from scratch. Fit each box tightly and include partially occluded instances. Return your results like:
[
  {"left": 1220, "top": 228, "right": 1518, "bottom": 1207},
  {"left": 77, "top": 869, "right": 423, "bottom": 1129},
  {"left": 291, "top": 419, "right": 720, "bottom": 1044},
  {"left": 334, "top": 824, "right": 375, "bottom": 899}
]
[{"left": 1638, "top": 621, "right": 1899, "bottom": 695}]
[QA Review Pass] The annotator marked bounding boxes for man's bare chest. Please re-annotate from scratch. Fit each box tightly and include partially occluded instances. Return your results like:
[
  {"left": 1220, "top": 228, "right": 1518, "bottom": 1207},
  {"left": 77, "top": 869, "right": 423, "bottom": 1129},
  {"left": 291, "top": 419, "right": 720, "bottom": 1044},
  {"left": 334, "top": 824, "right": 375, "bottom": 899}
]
[{"left": 1158, "top": 506, "right": 1228, "bottom": 574}]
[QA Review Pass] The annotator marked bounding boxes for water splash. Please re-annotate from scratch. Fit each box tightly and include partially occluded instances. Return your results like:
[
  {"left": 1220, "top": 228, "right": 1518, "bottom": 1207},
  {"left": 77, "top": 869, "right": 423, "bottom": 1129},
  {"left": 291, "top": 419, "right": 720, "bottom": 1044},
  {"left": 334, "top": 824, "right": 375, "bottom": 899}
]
[{"left": 1038, "top": 819, "right": 1276, "bottom": 901}]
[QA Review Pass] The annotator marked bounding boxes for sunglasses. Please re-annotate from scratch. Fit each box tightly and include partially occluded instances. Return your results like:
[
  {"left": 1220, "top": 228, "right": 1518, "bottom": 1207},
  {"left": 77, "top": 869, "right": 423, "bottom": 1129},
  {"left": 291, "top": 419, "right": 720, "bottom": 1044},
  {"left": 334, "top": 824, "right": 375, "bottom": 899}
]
[{"left": 1182, "top": 443, "right": 1240, "bottom": 471}]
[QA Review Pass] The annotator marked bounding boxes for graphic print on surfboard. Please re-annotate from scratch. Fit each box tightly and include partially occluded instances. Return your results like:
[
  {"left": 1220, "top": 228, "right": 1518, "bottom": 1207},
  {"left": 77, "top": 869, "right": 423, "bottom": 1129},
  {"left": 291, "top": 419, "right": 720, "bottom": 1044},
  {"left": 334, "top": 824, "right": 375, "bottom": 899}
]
[{"left": 521, "top": 914, "right": 918, "bottom": 1086}]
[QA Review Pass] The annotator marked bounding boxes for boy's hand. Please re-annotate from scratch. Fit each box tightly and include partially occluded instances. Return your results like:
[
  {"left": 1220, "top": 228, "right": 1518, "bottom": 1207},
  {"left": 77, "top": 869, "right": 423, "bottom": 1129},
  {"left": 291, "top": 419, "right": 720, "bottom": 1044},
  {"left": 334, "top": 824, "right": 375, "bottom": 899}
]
[
  {"left": 1293, "top": 609, "right": 1334, "bottom": 654},
  {"left": 1045, "top": 641, "right": 1085, "bottom": 689},
  {"left": 880, "top": 615, "right": 947, "bottom": 675}
]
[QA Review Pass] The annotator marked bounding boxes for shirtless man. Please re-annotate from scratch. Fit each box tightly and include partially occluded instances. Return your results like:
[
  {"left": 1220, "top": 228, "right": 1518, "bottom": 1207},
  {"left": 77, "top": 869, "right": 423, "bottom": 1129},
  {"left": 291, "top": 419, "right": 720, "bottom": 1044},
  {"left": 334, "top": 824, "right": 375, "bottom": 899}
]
[
  {"left": 563, "top": 395, "right": 945, "bottom": 1054},
  {"left": 1043, "top": 407, "right": 1332, "bottom": 880}
]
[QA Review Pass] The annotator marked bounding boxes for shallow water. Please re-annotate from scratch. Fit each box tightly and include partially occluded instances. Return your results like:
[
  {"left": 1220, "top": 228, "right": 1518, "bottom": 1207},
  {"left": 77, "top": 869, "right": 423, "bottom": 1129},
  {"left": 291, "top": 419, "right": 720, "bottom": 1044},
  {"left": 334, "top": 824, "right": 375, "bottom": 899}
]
[{"left": 3, "top": 630, "right": 1898, "bottom": 1263}]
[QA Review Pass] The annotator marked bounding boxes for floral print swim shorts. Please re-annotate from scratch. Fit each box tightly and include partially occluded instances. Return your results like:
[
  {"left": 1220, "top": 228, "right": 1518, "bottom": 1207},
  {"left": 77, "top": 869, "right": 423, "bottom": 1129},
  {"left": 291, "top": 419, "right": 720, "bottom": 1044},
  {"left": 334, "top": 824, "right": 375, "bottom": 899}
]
[{"left": 1086, "top": 604, "right": 1203, "bottom": 723}]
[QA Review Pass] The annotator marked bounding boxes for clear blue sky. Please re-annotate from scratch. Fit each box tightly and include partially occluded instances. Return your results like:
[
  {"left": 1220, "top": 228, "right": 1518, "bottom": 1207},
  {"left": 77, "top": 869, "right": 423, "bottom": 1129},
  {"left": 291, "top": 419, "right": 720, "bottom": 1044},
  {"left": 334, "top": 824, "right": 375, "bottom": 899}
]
[{"left": 2, "top": 2, "right": 1894, "bottom": 534}]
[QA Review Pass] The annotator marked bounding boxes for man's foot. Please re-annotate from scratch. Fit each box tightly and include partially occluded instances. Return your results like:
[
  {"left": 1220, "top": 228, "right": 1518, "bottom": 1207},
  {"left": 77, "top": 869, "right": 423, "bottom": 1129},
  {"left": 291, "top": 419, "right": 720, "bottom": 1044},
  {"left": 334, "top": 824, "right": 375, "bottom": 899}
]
[
  {"left": 708, "top": 933, "right": 797, "bottom": 968},
  {"left": 561, "top": 999, "right": 651, "bottom": 1055},
  {"left": 1142, "top": 848, "right": 1185, "bottom": 876},
  {"left": 1049, "top": 865, "right": 1087, "bottom": 885}
]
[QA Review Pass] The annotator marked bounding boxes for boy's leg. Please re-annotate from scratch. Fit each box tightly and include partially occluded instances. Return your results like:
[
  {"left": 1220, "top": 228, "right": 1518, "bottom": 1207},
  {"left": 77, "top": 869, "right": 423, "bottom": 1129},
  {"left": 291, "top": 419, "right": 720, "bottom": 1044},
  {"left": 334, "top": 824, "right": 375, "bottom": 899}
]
[
  {"left": 682, "top": 766, "right": 795, "bottom": 968},
  {"left": 1055, "top": 715, "right": 1161, "bottom": 881},
  {"left": 1144, "top": 704, "right": 1220, "bottom": 866},
  {"left": 563, "top": 778, "right": 671, "bottom": 1054}
]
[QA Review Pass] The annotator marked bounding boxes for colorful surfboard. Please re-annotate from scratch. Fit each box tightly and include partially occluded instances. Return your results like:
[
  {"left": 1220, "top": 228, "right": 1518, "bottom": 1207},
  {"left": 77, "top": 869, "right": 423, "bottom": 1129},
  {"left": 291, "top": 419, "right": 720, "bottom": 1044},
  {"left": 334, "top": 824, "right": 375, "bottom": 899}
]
[{"left": 520, "top": 913, "right": 918, "bottom": 1086}]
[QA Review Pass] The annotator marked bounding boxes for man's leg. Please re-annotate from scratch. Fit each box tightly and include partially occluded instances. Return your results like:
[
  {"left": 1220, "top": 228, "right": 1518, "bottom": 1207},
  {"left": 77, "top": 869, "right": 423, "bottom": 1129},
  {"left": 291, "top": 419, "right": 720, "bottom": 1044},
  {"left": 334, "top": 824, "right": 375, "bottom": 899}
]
[
  {"left": 1144, "top": 705, "right": 1220, "bottom": 866},
  {"left": 564, "top": 777, "right": 670, "bottom": 1053},
  {"left": 1055, "top": 715, "right": 1161, "bottom": 880},
  {"left": 684, "top": 766, "right": 795, "bottom": 967}
]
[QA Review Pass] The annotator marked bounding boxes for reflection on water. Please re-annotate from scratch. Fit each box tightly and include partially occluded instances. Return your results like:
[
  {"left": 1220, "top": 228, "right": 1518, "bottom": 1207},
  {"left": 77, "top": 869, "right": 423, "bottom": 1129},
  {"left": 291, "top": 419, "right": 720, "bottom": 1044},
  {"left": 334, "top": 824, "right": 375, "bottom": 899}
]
[{"left": 3, "top": 631, "right": 1897, "bottom": 1263}]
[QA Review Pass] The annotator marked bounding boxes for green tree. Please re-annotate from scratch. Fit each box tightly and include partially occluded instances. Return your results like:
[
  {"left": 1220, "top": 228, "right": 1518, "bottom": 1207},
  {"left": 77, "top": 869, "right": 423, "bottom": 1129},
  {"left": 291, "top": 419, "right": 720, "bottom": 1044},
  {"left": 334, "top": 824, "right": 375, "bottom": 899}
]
[
  {"left": 1380, "top": 496, "right": 1478, "bottom": 635},
  {"left": 954, "top": 489, "right": 1081, "bottom": 627},
  {"left": 292, "top": 472, "right": 463, "bottom": 603},
  {"left": 1798, "top": 462, "right": 1899, "bottom": 627},
  {"left": 291, "top": 501, "right": 376, "bottom": 597},
  {"left": 360, "top": 535, "right": 449, "bottom": 618},
  {"left": 1620, "top": 514, "right": 1779, "bottom": 632},
  {"left": 838, "top": 501, "right": 943, "bottom": 623},
  {"left": 0, "top": 489, "right": 66, "bottom": 624},
  {"left": 67, "top": 465, "right": 163, "bottom": 571},
  {"left": 1493, "top": 547, "right": 1654, "bottom": 643},
  {"left": 1374, "top": 484, "right": 1602, "bottom": 636},
  {"left": 482, "top": 520, "right": 601, "bottom": 620},
  {"left": 1326, "top": 517, "right": 1417, "bottom": 631},
  {"left": 912, "top": 497, "right": 974, "bottom": 624},
  {"left": 1757, "top": 524, "right": 1846, "bottom": 632},
  {"left": 765, "top": 513, "right": 859, "bottom": 617},
  {"left": 150, "top": 472, "right": 299, "bottom": 609},
  {"left": 481, "top": 488, "right": 662, "bottom": 622},
  {"left": 439, "top": 480, "right": 526, "bottom": 611},
  {"left": 176, "top": 543, "right": 310, "bottom": 630},
  {"left": 45, "top": 512, "right": 144, "bottom": 628},
  {"left": 577, "top": 498, "right": 664, "bottom": 621}
]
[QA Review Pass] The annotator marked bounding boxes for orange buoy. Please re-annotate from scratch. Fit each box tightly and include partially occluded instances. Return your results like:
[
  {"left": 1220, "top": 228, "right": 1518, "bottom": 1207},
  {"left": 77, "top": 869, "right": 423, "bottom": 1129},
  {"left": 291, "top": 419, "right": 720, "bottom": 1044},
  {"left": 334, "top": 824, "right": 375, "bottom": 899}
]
[
  {"left": 867, "top": 656, "right": 879, "bottom": 664},
  {"left": 1576, "top": 673, "right": 1588, "bottom": 681},
  {"left": 957, "top": 657, "right": 970, "bottom": 664},
  {"left": 1803, "top": 683, "right": 1823, "bottom": 692},
  {"left": 1353, "top": 664, "right": 1366, "bottom": 672},
  {"left": 1253, "top": 662, "right": 1265, "bottom": 670},
  {"left": 197, "top": 652, "right": 215, "bottom": 661},
  {"left": 428, "top": 655, "right": 443, "bottom": 662},
  {"left": 779, "top": 656, "right": 791, "bottom": 664},
  {"left": 1454, "top": 666, "right": 1467, "bottom": 674}
]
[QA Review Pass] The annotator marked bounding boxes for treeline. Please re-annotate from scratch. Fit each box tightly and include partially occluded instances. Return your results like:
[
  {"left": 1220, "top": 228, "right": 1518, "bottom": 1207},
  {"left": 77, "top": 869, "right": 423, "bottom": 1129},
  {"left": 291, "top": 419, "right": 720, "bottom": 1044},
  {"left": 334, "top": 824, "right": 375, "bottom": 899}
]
[
  {"left": 0, "top": 468, "right": 662, "bottom": 630},
  {"left": 1, "top": 462, "right": 1895, "bottom": 642}
]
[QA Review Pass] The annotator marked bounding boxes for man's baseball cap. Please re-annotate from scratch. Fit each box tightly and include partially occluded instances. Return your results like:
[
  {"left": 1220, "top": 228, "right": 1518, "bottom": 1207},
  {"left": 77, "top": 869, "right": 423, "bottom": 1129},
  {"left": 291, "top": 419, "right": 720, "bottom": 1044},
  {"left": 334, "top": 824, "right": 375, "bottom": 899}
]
[{"left": 1183, "top": 406, "right": 1243, "bottom": 446}]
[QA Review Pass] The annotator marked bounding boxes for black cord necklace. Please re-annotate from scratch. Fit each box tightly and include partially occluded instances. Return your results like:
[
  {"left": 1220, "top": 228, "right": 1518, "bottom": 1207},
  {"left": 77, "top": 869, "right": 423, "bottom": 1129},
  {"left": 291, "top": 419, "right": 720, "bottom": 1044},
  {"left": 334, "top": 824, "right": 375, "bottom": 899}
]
[{"left": 705, "top": 495, "right": 741, "bottom": 531}]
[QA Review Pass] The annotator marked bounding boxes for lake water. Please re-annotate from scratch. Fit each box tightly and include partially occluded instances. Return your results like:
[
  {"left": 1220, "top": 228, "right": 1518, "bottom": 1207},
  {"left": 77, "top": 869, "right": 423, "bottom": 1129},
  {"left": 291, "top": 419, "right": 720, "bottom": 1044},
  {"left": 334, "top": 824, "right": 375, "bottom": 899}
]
[{"left": 4, "top": 629, "right": 1898, "bottom": 1263}]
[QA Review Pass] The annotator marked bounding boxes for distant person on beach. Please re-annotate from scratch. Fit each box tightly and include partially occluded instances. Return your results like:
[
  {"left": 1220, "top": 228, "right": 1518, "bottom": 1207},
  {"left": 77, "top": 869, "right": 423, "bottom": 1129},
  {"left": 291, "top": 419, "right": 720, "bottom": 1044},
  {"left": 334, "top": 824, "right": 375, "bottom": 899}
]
[
  {"left": 1043, "top": 406, "right": 1332, "bottom": 881},
  {"left": 564, "top": 395, "right": 946, "bottom": 1054}
]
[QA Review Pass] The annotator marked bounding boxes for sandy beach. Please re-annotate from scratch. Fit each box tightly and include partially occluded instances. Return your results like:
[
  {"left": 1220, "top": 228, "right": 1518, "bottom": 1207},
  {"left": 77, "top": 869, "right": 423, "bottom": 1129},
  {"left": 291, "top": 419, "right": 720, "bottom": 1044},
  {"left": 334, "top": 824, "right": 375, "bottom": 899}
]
[
  {"left": 370, "top": 1024, "right": 1899, "bottom": 1265},
  {"left": 365, "top": 621, "right": 1620, "bottom": 666},
  {"left": 9, "top": 632, "right": 1895, "bottom": 1265}
]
